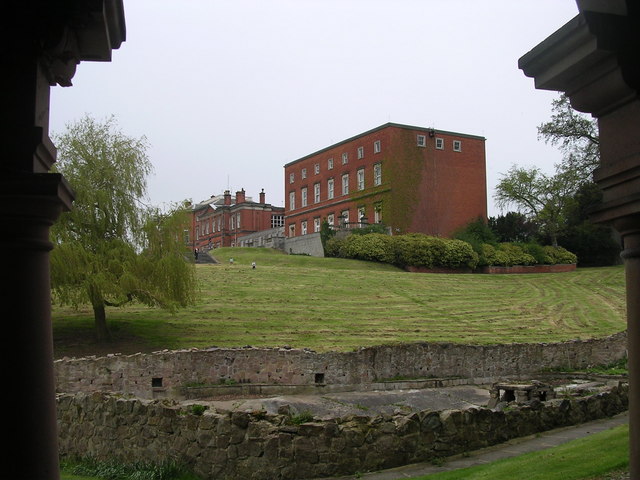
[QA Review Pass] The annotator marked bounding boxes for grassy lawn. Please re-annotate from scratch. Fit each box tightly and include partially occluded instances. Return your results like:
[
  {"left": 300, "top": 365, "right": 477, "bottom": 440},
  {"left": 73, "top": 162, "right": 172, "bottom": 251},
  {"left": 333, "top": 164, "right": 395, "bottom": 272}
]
[
  {"left": 411, "top": 424, "right": 629, "bottom": 480},
  {"left": 52, "top": 247, "right": 626, "bottom": 358}
]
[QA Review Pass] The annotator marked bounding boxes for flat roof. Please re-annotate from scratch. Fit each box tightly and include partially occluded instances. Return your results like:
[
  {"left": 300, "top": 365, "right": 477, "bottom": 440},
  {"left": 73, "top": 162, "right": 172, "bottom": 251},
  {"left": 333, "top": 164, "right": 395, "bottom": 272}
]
[{"left": 284, "top": 122, "right": 485, "bottom": 167}]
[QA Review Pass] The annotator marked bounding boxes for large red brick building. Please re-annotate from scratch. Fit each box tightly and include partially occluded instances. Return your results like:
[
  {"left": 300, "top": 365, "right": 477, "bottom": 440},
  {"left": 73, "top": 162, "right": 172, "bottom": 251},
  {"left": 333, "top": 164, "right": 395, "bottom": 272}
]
[
  {"left": 191, "top": 189, "right": 284, "bottom": 250},
  {"left": 284, "top": 123, "right": 487, "bottom": 239}
]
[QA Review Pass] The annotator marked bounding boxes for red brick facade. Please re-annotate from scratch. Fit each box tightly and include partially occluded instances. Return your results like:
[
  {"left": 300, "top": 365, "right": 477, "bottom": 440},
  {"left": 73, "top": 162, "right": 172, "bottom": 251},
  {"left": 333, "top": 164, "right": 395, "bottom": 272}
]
[
  {"left": 191, "top": 189, "right": 284, "bottom": 250},
  {"left": 284, "top": 123, "right": 487, "bottom": 238}
]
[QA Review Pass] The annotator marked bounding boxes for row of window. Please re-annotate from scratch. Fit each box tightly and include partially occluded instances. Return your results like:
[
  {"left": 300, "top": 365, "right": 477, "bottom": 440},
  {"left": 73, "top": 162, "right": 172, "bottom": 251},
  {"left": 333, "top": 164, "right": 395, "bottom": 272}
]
[
  {"left": 289, "top": 204, "right": 383, "bottom": 236},
  {"left": 416, "top": 134, "right": 462, "bottom": 152},
  {"left": 196, "top": 214, "right": 284, "bottom": 238},
  {"left": 289, "top": 140, "right": 382, "bottom": 184},
  {"left": 289, "top": 163, "right": 382, "bottom": 209}
]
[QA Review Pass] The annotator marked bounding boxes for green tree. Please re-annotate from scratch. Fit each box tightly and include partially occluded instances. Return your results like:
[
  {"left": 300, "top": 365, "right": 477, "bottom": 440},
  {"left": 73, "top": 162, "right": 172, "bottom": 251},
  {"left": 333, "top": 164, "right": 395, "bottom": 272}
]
[
  {"left": 50, "top": 115, "right": 196, "bottom": 342},
  {"left": 538, "top": 94, "right": 600, "bottom": 180},
  {"left": 494, "top": 165, "right": 579, "bottom": 247}
]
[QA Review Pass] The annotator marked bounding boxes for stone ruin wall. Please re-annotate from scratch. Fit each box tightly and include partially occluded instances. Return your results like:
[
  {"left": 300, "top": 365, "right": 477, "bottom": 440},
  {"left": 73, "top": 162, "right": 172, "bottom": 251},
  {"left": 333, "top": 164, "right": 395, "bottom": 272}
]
[
  {"left": 55, "top": 331, "right": 628, "bottom": 399},
  {"left": 57, "top": 384, "right": 629, "bottom": 480}
]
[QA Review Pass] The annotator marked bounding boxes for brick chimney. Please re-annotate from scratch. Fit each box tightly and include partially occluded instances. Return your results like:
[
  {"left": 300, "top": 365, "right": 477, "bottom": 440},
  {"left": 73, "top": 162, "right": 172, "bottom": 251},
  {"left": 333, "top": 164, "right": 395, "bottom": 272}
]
[
  {"left": 224, "top": 190, "right": 231, "bottom": 205},
  {"left": 259, "top": 188, "right": 265, "bottom": 204},
  {"left": 236, "top": 189, "right": 246, "bottom": 204}
]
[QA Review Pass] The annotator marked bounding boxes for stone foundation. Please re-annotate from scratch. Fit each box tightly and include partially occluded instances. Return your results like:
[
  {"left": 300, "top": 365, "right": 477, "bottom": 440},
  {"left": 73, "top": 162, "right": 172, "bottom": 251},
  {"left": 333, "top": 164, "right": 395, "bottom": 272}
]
[
  {"left": 55, "top": 332, "right": 627, "bottom": 399},
  {"left": 57, "top": 383, "right": 628, "bottom": 480}
]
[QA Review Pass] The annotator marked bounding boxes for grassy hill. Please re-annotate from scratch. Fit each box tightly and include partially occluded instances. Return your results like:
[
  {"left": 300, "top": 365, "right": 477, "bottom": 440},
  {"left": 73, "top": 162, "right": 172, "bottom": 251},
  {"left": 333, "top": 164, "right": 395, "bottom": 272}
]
[{"left": 52, "top": 247, "right": 627, "bottom": 359}]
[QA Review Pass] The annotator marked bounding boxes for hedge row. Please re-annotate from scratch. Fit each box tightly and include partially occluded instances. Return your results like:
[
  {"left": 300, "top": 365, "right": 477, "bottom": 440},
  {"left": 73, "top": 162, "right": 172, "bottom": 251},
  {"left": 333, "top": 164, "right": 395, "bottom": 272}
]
[
  {"left": 325, "top": 233, "right": 577, "bottom": 270},
  {"left": 325, "top": 233, "right": 479, "bottom": 269}
]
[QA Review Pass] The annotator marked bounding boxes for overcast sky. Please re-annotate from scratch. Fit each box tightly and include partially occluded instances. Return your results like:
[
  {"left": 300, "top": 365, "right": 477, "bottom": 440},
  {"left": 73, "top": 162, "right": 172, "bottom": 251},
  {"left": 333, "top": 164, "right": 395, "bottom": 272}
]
[{"left": 49, "top": 0, "right": 580, "bottom": 217}]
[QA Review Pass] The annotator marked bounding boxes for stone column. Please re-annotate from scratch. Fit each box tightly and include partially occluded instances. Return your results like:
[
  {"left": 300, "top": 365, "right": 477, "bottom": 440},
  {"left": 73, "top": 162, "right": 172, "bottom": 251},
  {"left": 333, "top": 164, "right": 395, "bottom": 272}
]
[
  {"left": 2, "top": 2, "right": 125, "bottom": 477},
  {"left": 519, "top": 3, "right": 640, "bottom": 475}
]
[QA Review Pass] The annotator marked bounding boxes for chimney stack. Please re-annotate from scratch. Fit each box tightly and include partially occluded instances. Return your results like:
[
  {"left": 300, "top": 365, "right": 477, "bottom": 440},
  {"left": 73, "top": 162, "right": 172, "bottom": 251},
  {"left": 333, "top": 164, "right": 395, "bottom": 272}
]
[
  {"left": 224, "top": 190, "right": 232, "bottom": 205},
  {"left": 236, "top": 188, "right": 246, "bottom": 204},
  {"left": 259, "top": 188, "right": 265, "bottom": 204}
]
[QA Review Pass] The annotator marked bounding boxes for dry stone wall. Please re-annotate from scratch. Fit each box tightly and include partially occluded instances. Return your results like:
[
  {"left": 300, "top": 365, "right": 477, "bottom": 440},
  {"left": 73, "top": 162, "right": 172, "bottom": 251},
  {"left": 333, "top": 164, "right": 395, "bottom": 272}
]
[
  {"left": 55, "top": 332, "right": 627, "bottom": 399},
  {"left": 57, "top": 384, "right": 629, "bottom": 480}
]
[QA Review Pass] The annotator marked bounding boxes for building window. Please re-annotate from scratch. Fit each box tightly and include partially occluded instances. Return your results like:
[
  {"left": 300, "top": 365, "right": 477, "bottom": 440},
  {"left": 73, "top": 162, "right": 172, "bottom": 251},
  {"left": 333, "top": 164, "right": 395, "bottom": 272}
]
[
  {"left": 374, "top": 140, "right": 381, "bottom": 153},
  {"left": 342, "top": 152, "right": 348, "bottom": 164},
  {"left": 341, "top": 209, "right": 349, "bottom": 225},
  {"left": 357, "top": 168, "right": 365, "bottom": 190},
  {"left": 301, "top": 168, "right": 307, "bottom": 179},
  {"left": 301, "top": 187, "right": 308, "bottom": 207},
  {"left": 327, "top": 213, "right": 335, "bottom": 226},
  {"left": 314, "top": 163, "right": 320, "bottom": 174},
  {"left": 289, "top": 191, "right": 295, "bottom": 210},
  {"left": 417, "top": 134, "right": 426, "bottom": 147},
  {"left": 328, "top": 158, "right": 334, "bottom": 170},
  {"left": 301, "top": 220, "right": 307, "bottom": 235},
  {"left": 341, "top": 173, "right": 349, "bottom": 195},
  {"left": 373, "top": 163, "right": 382, "bottom": 186},
  {"left": 435, "top": 138, "right": 444, "bottom": 150},
  {"left": 357, "top": 146, "right": 364, "bottom": 159},
  {"left": 374, "top": 203, "right": 383, "bottom": 223},
  {"left": 358, "top": 207, "right": 366, "bottom": 225},
  {"left": 453, "top": 140, "right": 462, "bottom": 152},
  {"left": 271, "top": 214, "right": 284, "bottom": 228},
  {"left": 327, "top": 178, "right": 334, "bottom": 199},
  {"left": 314, "top": 183, "right": 320, "bottom": 203},
  {"left": 289, "top": 224, "right": 296, "bottom": 237},
  {"left": 289, "top": 172, "right": 295, "bottom": 183},
  {"left": 314, "top": 217, "right": 321, "bottom": 233},
  {"left": 236, "top": 212, "right": 241, "bottom": 229}
]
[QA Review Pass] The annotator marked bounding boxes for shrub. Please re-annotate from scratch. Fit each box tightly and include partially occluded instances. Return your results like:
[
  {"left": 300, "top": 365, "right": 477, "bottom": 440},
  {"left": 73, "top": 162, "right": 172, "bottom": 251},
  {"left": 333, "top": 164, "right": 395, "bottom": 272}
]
[
  {"left": 544, "top": 245, "right": 578, "bottom": 265},
  {"left": 341, "top": 233, "right": 395, "bottom": 264},
  {"left": 441, "top": 239, "right": 479, "bottom": 269},
  {"left": 393, "top": 234, "right": 446, "bottom": 268},
  {"left": 498, "top": 243, "right": 537, "bottom": 266}
]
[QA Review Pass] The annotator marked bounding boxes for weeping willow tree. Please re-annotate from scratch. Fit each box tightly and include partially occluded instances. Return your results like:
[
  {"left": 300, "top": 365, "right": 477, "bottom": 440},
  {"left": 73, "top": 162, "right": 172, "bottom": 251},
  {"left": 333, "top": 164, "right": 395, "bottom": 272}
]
[{"left": 50, "top": 114, "right": 196, "bottom": 342}]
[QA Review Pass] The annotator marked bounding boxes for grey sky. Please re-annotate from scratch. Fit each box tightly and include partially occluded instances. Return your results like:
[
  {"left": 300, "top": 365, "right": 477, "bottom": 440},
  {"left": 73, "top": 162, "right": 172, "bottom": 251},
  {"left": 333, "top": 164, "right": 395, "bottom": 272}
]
[{"left": 49, "top": 0, "right": 580, "bottom": 217}]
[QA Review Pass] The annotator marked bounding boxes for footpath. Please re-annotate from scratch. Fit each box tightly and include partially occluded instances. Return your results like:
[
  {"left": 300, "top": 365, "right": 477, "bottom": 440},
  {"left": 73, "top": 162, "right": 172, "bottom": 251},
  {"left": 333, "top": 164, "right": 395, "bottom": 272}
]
[{"left": 315, "top": 411, "right": 629, "bottom": 480}]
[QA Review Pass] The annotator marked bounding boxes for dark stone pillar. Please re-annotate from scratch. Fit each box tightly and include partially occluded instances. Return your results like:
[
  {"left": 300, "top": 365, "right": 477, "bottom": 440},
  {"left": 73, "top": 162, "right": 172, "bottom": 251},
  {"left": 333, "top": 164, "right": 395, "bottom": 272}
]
[
  {"left": 2, "top": 2, "right": 125, "bottom": 477},
  {"left": 519, "top": 2, "right": 640, "bottom": 475}
]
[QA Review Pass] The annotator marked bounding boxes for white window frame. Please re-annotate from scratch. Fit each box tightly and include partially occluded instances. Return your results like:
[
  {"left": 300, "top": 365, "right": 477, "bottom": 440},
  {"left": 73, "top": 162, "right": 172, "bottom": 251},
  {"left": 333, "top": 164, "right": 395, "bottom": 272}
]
[
  {"left": 289, "top": 191, "right": 295, "bottom": 210},
  {"left": 328, "top": 158, "right": 334, "bottom": 170},
  {"left": 289, "top": 224, "right": 296, "bottom": 237},
  {"left": 342, "top": 152, "right": 348, "bottom": 164},
  {"left": 374, "top": 203, "right": 382, "bottom": 223},
  {"left": 341, "top": 210, "right": 349, "bottom": 225},
  {"left": 236, "top": 212, "right": 241, "bottom": 229},
  {"left": 327, "top": 178, "right": 334, "bottom": 199},
  {"left": 301, "top": 168, "right": 307, "bottom": 179},
  {"left": 314, "top": 217, "right": 321, "bottom": 233},
  {"left": 435, "top": 138, "right": 444, "bottom": 150},
  {"left": 314, "top": 183, "right": 320, "bottom": 203},
  {"left": 374, "top": 140, "right": 381, "bottom": 153},
  {"left": 341, "top": 173, "right": 349, "bottom": 195},
  {"left": 314, "top": 163, "right": 320, "bottom": 175},
  {"left": 357, "top": 146, "right": 364, "bottom": 159},
  {"left": 358, "top": 207, "right": 366, "bottom": 225},
  {"left": 327, "top": 213, "right": 335, "bottom": 226},
  {"left": 301, "top": 187, "right": 308, "bottom": 207},
  {"left": 301, "top": 220, "right": 307, "bottom": 235},
  {"left": 453, "top": 140, "right": 462, "bottom": 152},
  {"left": 357, "top": 168, "right": 365, "bottom": 190},
  {"left": 289, "top": 172, "right": 295, "bottom": 183},
  {"left": 373, "top": 163, "right": 382, "bottom": 186},
  {"left": 417, "top": 134, "right": 426, "bottom": 147}
]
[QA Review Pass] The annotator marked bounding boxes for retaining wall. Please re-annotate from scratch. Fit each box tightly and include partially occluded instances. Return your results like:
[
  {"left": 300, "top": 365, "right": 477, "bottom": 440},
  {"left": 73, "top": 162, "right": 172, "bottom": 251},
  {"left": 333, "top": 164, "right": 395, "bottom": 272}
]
[
  {"left": 57, "top": 384, "right": 629, "bottom": 480},
  {"left": 55, "top": 332, "right": 627, "bottom": 399}
]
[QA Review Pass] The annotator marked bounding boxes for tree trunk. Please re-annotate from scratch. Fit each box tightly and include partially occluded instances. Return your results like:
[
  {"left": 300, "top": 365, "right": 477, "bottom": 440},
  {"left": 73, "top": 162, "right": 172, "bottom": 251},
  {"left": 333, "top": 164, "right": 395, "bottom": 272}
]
[{"left": 93, "top": 303, "right": 111, "bottom": 342}]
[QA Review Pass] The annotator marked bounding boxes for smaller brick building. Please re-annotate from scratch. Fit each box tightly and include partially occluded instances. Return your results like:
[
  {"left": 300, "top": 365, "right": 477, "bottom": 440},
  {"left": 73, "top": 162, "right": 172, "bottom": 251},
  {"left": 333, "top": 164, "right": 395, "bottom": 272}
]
[
  {"left": 191, "top": 189, "right": 284, "bottom": 250},
  {"left": 284, "top": 123, "right": 487, "bottom": 240}
]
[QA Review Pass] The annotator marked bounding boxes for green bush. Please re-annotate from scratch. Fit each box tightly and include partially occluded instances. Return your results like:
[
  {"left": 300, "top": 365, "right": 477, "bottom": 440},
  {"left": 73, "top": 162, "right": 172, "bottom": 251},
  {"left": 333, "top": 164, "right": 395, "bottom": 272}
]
[
  {"left": 544, "top": 245, "right": 578, "bottom": 265},
  {"left": 498, "top": 243, "right": 537, "bottom": 266},
  {"left": 393, "top": 234, "right": 446, "bottom": 268},
  {"left": 441, "top": 239, "right": 479, "bottom": 269},
  {"left": 342, "top": 233, "right": 395, "bottom": 264}
]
